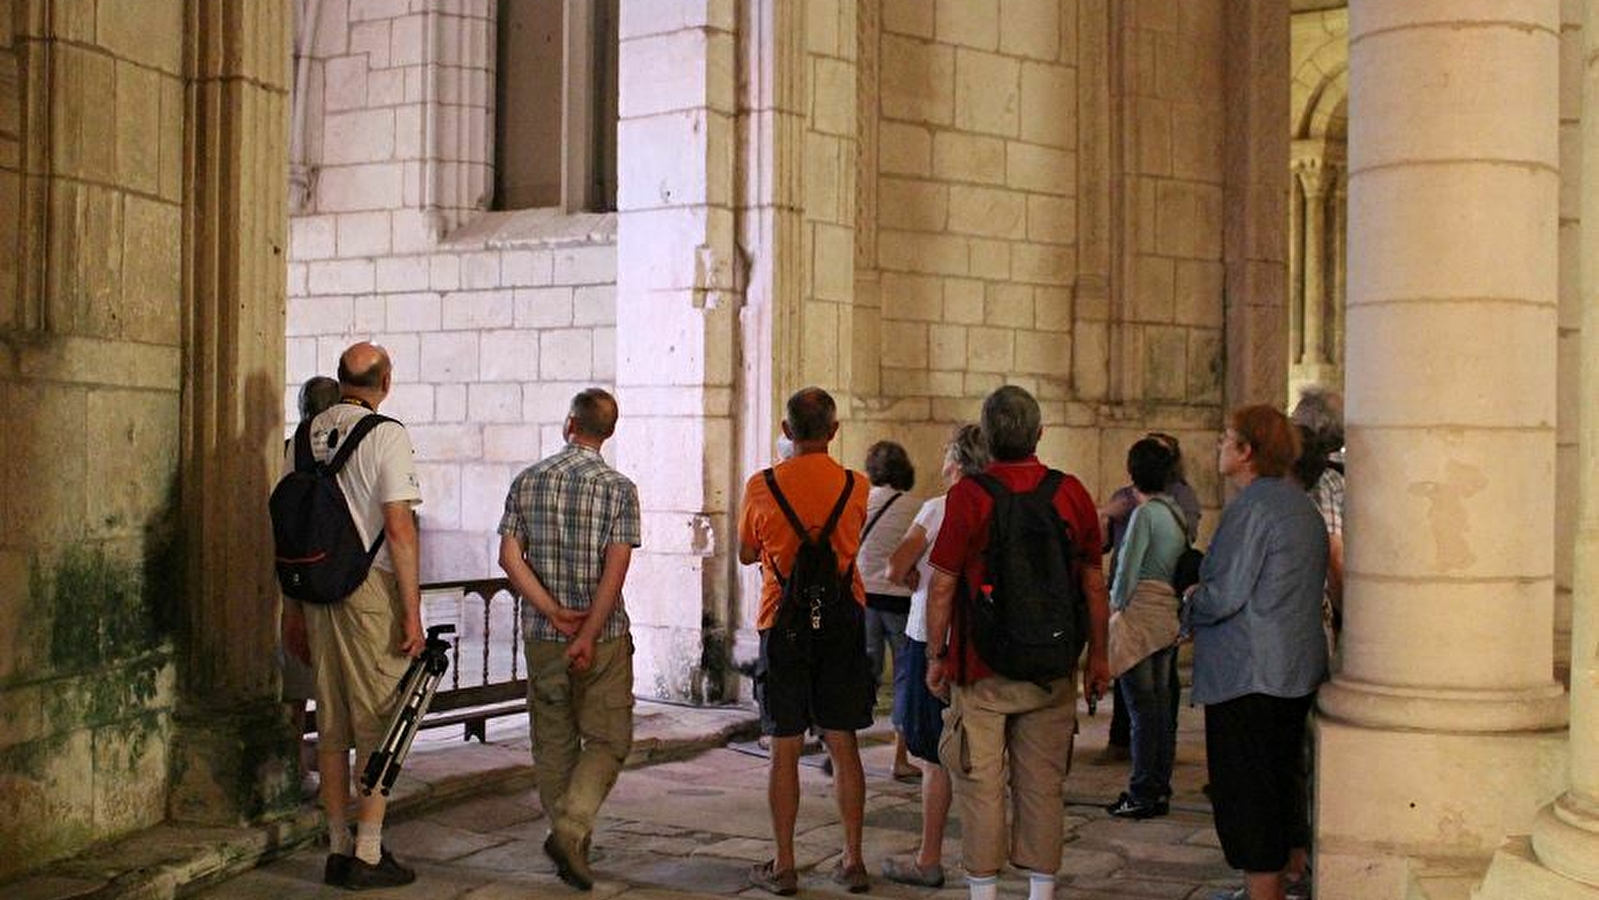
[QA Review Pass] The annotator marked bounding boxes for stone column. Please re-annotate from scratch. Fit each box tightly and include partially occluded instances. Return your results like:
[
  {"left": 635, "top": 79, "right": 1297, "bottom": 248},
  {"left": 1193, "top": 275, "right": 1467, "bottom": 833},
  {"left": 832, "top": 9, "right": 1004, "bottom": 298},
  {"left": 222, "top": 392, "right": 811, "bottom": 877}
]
[
  {"left": 612, "top": 0, "right": 742, "bottom": 702},
  {"left": 1329, "top": 171, "right": 1346, "bottom": 388},
  {"left": 1503, "top": 0, "right": 1599, "bottom": 891},
  {"left": 1221, "top": 0, "right": 1290, "bottom": 410},
  {"left": 1288, "top": 160, "right": 1304, "bottom": 365},
  {"left": 1296, "top": 159, "right": 1327, "bottom": 366},
  {"left": 168, "top": 0, "right": 299, "bottom": 824},
  {"left": 1315, "top": 3, "right": 1569, "bottom": 897}
]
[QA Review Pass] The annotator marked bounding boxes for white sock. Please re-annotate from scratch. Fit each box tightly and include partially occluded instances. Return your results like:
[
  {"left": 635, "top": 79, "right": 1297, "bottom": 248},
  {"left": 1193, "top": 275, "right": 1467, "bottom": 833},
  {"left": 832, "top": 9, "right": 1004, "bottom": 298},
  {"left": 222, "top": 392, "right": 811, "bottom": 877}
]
[
  {"left": 355, "top": 821, "right": 383, "bottom": 864},
  {"left": 968, "top": 873, "right": 999, "bottom": 900},
  {"left": 328, "top": 817, "right": 353, "bottom": 856},
  {"left": 1028, "top": 871, "right": 1057, "bottom": 900}
]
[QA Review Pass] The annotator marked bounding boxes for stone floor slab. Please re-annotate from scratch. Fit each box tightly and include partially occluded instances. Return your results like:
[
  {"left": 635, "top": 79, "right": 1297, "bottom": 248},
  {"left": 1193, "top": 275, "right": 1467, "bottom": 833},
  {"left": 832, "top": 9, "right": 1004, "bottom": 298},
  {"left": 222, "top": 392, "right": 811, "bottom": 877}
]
[{"left": 385, "top": 818, "right": 517, "bottom": 863}]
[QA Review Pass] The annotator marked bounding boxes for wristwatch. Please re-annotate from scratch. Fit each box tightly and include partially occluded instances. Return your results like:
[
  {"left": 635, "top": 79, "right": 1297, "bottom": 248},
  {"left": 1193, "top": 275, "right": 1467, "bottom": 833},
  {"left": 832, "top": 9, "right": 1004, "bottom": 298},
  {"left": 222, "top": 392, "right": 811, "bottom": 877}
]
[{"left": 929, "top": 646, "right": 948, "bottom": 661}]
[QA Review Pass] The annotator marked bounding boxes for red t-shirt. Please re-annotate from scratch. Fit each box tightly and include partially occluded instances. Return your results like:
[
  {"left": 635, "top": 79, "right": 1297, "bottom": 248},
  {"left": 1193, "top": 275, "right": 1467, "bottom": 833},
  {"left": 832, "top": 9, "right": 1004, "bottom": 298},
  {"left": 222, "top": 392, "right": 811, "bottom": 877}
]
[{"left": 928, "top": 457, "right": 1103, "bottom": 683}]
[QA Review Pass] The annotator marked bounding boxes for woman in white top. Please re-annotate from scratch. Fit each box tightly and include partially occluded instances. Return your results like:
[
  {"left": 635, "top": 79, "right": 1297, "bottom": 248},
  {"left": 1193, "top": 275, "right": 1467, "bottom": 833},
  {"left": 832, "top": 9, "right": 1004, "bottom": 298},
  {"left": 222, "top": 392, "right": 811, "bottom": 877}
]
[
  {"left": 878, "top": 424, "right": 989, "bottom": 889},
  {"left": 858, "top": 441, "right": 919, "bottom": 779}
]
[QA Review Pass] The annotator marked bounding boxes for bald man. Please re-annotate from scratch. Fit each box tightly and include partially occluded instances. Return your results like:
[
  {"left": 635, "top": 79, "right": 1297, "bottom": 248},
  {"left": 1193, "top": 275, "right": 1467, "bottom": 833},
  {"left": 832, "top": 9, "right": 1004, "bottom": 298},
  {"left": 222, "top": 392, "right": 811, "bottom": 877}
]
[{"left": 281, "top": 342, "right": 424, "bottom": 890}]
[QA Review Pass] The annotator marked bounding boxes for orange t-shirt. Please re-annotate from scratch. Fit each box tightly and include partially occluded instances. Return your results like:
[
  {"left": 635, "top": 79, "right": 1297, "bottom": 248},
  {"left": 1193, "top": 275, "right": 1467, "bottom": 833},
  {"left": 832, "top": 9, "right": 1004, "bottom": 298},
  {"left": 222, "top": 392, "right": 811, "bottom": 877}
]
[{"left": 738, "top": 453, "right": 869, "bottom": 630}]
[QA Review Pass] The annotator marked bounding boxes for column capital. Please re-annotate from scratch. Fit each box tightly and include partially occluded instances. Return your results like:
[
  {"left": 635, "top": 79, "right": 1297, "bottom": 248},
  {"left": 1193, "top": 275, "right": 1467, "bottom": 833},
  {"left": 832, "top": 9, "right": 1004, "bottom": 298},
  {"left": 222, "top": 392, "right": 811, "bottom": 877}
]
[{"left": 1293, "top": 154, "right": 1338, "bottom": 198}]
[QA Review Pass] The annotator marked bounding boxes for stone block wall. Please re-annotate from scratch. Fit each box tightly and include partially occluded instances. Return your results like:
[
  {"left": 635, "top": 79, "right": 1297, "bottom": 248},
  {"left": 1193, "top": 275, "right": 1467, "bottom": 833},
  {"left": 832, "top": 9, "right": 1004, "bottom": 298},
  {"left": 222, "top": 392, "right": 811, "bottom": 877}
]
[
  {"left": 298, "top": 0, "right": 493, "bottom": 236},
  {"left": 0, "top": 0, "right": 186, "bottom": 878},
  {"left": 289, "top": 1, "right": 620, "bottom": 582},
  {"left": 850, "top": 0, "right": 1095, "bottom": 485},
  {"left": 287, "top": 221, "right": 619, "bottom": 580},
  {"left": 843, "top": 0, "right": 1230, "bottom": 517},
  {"left": 1115, "top": 0, "right": 1226, "bottom": 410}
]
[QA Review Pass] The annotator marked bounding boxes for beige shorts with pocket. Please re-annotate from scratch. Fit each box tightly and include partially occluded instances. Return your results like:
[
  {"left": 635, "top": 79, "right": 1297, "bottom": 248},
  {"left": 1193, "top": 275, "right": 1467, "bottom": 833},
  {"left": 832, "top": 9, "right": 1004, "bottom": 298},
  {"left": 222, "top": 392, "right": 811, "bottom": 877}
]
[{"left": 304, "top": 568, "right": 411, "bottom": 757}]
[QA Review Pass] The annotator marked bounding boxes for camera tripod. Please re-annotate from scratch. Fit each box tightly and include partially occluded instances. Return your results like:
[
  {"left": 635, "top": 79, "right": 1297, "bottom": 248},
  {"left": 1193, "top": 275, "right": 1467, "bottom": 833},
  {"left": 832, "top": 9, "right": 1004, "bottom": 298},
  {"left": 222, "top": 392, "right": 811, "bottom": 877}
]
[{"left": 360, "top": 623, "right": 455, "bottom": 796}]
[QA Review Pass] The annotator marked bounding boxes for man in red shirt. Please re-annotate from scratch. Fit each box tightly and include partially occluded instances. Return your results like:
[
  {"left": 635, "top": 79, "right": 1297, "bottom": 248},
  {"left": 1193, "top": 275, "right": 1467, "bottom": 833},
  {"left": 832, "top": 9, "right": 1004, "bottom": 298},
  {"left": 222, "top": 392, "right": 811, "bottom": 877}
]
[{"left": 923, "top": 385, "right": 1111, "bottom": 900}]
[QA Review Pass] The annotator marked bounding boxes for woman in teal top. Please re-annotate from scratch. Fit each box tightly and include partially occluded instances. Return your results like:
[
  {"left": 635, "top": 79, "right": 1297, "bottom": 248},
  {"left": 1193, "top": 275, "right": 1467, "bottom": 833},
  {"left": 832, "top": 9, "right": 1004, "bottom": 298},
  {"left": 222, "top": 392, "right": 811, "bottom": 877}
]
[{"left": 1104, "top": 438, "right": 1189, "bottom": 819}]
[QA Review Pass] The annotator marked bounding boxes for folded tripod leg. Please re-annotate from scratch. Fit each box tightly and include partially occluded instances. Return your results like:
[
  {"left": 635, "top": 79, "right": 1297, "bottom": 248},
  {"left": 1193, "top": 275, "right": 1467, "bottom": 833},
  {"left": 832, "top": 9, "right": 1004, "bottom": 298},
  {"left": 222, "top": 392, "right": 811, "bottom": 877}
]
[{"left": 361, "top": 623, "right": 455, "bottom": 796}]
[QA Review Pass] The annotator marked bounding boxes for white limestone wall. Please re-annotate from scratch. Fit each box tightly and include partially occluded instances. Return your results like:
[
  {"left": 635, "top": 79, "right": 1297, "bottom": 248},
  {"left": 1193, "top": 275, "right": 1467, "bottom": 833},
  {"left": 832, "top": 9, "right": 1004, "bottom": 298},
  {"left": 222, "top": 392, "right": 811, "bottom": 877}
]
[
  {"left": 287, "top": 228, "right": 618, "bottom": 580},
  {"left": 298, "top": 0, "right": 492, "bottom": 237},
  {"left": 287, "top": 0, "right": 619, "bottom": 581}
]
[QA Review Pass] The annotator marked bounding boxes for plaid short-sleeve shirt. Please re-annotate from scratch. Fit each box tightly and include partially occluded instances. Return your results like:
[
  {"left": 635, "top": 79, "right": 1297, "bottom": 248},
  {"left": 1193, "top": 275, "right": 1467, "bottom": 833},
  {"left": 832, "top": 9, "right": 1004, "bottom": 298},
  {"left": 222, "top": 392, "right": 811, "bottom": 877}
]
[
  {"left": 1311, "top": 468, "right": 1344, "bottom": 537},
  {"left": 499, "top": 443, "right": 642, "bottom": 642}
]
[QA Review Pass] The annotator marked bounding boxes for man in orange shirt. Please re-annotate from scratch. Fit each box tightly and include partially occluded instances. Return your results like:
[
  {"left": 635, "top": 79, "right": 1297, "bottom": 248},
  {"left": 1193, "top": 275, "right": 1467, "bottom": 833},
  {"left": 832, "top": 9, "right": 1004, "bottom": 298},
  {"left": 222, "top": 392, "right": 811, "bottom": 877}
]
[{"left": 738, "top": 387, "right": 873, "bottom": 895}]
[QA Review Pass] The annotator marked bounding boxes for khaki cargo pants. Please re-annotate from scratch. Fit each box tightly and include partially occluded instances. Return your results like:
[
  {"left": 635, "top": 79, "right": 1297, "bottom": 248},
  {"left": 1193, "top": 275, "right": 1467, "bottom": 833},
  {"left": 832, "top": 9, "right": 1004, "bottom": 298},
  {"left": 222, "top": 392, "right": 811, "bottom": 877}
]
[
  {"left": 525, "top": 634, "right": 635, "bottom": 844},
  {"left": 939, "top": 672, "right": 1077, "bottom": 875}
]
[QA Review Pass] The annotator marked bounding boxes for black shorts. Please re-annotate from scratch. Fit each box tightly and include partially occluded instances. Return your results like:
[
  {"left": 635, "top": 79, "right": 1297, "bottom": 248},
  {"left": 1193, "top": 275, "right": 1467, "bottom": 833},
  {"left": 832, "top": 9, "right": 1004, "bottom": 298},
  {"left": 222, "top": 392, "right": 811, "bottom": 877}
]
[
  {"left": 1204, "top": 692, "right": 1315, "bottom": 873},
  {"left": 755, "top": 611, "right": 874, "bottom": 738}
]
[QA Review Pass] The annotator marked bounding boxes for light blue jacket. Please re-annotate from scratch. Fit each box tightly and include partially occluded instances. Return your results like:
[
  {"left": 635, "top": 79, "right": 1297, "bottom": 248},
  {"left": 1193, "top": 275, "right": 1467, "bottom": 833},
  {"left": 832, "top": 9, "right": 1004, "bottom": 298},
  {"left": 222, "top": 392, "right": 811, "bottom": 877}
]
[
  {"left": 1184, "top": 477, "right": 1329, "bottom": 705},
  {"left": 1109, "top": 495, "right": 1189, "bottom": 612}
]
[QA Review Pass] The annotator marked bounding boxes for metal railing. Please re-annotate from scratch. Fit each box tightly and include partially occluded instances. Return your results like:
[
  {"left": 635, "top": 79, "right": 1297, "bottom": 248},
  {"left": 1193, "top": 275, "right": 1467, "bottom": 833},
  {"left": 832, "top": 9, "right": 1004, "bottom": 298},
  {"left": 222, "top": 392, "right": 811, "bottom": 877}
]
[
  {"left": 418, "top": 577, "right": 527, "bottom": 741},
  {"left": 303, "top": 577, "right": 529, "bottom": 742}
]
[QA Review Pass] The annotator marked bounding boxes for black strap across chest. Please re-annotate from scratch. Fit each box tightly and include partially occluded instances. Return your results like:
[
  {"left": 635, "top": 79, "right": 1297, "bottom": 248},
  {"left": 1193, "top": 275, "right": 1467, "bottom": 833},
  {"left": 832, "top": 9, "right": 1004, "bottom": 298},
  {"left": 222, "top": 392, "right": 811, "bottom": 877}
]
[
  {"left": 762, "top": 467, "right": 856, "bottom": 582},
  {"left": 861, "top": 491, "right": 903, "bottom": 542}
]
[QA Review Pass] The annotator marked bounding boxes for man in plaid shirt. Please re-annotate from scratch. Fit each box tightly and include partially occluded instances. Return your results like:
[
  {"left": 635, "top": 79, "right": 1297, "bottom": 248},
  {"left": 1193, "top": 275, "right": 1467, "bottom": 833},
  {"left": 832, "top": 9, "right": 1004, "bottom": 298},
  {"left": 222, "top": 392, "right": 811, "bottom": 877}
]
[{"left": 498, "top": 388, "right": 641, "bottom": 891}]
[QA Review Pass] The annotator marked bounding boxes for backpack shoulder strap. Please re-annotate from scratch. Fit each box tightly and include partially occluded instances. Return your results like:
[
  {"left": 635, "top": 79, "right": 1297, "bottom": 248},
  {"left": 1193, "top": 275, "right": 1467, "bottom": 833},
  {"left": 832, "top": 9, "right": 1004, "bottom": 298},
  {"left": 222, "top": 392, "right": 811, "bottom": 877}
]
[
  {"left": 1153, "top": 495, "right": 1195, "bottom": 544},
  {"left": 326, "top": 413, "right": 399, "bottom": 475},
  {"left": 860, "top": 490, "right": 901, "bottom": 541},
  {"left": 817, "top": 470, "right": 857, "bottom": 543},
  {"left": 1033, "top": 468, "right": 1065, "bottom": 499},
  {"left": 762, "top": 468, "right": 813, "bottom": 545},
  {"left": 970, "top": 472, "right": 1005, "bottom": 499},
  {"left": 291, "top": 420, "right": 315, "bottom": 473}
]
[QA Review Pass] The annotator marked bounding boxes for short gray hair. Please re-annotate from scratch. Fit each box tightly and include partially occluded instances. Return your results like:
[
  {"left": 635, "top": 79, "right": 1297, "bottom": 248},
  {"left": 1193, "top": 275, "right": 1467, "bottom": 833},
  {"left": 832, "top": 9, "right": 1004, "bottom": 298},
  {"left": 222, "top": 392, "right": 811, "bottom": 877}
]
[
  {"left": 298, "top": 376, "right": 340, "bottom": 421},
  {"left": 980, "top": 385, "right": 1042, "bottom": 461},
  {"left": 569, "top": 388, "right": 619, "bottom": 439},
  {"left": 946, "top": 423, "right": 989, "bottom": 476},
  {"left": 1291, "top": 385, "right": 1344, "bottom": 449}
]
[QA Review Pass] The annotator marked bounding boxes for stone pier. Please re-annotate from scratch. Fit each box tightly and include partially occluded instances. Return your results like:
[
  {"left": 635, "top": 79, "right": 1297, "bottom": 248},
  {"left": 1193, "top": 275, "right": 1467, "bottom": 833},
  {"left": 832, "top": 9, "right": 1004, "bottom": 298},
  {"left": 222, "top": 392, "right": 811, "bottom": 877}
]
[{"left": 1314, "top": 2, "right": 1570, "bottom": 897}]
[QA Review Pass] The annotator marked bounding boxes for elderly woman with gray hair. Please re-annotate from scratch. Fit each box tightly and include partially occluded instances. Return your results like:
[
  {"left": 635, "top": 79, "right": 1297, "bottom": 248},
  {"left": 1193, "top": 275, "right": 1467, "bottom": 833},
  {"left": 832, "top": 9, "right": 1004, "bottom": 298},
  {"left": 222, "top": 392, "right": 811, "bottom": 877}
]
[{"left": 876, "top": 424, "right": 989, "bottom": 889}]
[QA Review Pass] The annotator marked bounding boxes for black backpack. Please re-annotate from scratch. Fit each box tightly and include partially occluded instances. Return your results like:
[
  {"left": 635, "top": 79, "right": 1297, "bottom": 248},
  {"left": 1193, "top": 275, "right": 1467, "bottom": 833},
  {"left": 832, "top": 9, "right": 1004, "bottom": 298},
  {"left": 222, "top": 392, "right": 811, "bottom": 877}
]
[
  {"left": 964, "top": 470, "right": 1086, "bottom": 683},
  {"left": 270, "top": 413, "right": 397, "bottom": 604},
  {"left": 764, "top": 468, "right": 862, "bottom": 666}
]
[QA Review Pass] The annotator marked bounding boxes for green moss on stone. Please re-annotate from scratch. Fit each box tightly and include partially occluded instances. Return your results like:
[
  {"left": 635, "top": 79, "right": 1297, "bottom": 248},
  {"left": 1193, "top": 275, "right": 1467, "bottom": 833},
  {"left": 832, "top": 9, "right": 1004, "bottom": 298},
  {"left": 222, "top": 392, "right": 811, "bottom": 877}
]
[
  {"left": 0, "top": 731, "right": 71, "bottom": 779},
  {"left": 35, "top": 544, "right": 173, "bottom": 676}
]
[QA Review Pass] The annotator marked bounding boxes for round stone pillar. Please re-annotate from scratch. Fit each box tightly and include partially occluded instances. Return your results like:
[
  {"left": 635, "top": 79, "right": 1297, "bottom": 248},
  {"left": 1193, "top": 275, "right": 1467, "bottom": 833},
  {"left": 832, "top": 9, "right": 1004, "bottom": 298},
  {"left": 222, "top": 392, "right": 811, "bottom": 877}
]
[
  {"left": 1315, "top": 2, "right": 1570, "bottom": 896},
  {"left": 1524, "top": 0, "right": 1599, "bottom": 887}
]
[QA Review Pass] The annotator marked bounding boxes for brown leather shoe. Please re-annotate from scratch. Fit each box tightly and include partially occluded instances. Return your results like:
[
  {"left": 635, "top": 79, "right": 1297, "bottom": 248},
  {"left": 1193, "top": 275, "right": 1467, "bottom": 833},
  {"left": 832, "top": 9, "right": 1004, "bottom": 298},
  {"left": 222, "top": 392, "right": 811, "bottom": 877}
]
[{"left": 544, "top": 832, "right": 595, "bottom": 891}]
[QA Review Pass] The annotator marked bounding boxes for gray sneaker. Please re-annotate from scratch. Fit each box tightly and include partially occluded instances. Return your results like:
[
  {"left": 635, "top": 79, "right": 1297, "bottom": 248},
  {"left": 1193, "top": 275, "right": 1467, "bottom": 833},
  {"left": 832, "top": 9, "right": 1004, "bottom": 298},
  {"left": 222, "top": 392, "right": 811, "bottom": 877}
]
[{"left": 881, "top": 856, "right": 944, "bottom": 888}]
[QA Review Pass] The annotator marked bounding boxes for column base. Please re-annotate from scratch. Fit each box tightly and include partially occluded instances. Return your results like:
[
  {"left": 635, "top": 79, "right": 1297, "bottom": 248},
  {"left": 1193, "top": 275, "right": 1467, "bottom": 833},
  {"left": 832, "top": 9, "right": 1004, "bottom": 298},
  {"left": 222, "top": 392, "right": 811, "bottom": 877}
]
[
  {"left": 166, "top": 701, "right": 302, "bottom": 826},
  {"left": 1314, "top": 716, "right": 1568, "bottom": 900},
  {"left": 1529, "top": 794, "right": 1599, "bottom": 887},
  {"left": 1478, "top": 834, "right": 1599, "bottom": 900}
]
